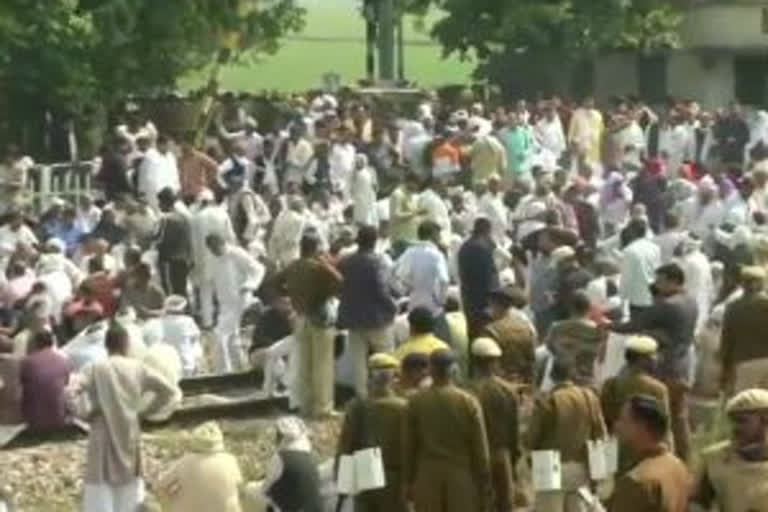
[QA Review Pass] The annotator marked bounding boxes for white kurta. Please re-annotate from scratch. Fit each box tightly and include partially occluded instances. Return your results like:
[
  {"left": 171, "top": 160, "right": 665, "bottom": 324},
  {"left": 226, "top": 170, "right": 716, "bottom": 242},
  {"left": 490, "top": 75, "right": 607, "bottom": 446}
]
[
  {"left": 160, "top": 314, "right": 202, "bottom": 377},
  {"left": 417, "top": 189, "right": 451, "bottom": 235},
  {"left": 477, "top": 192, "right": 508, "bottom": 244},
  {"left": 190, "top": 205, "right": 237, "bottom": 284},
  {"left": 210, "top": 245, "right": 266, "bottom": 373},
  {"left": 329, "top": 143, "right": 356, "bottom": 198},
  {"left": 268, "top": 209, "right": 307, "bottom": 269},
  {"left": 137, "top": 148, "right": 180, "bottom": 209},
  {"left": 683, "top": 199, "right": 724, "bottom": 239},
  {"left": 658, "top": 124, "right": 694, "bottom": 173},
  {"left": 350, "top": 167, "right": 379, "bottom": 227},
  {"left": 678, "top": 250, "right": 714, "bottom": 334},
  {"left": 535, "top": 116, "right": 566, "bottom": 166}
]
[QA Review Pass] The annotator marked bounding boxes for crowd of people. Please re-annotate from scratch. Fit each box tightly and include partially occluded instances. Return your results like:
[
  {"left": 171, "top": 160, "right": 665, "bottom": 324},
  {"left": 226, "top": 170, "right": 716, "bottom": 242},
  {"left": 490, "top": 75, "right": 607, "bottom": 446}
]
[{"left": 1, "top": 91, "right": 768, "bottom": 511}]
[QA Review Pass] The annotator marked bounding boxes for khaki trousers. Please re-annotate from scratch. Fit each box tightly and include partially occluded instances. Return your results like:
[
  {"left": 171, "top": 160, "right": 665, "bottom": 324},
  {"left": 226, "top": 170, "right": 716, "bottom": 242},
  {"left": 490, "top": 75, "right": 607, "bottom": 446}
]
[
  {"left": 295, "top": 316, "right": 336, "bottom": 417},
  {"left": 734, "top": 358, "right": 768, "bottom": 393},
  {"left": 534, "top": 462, "right": 589, "bottom": 512},
  {"left": 413, "top": 459, "right": 483, "bottom": 512},
  {"left": 355, "top": 469, "right": 409, "bottom": 512},
  {"left": 347, "top": 326, "right": 394, "bottom": 397},
  {"left": 490, "top": 450, "right": 515, "bottom": 512}
]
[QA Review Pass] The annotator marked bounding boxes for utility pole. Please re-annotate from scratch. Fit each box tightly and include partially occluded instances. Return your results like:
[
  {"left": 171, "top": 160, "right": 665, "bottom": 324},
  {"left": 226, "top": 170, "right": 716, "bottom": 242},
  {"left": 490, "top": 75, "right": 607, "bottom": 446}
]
[
  {"left": 363, "top": 0, "right": 377, "bottom": 81},
  {"left": 378, "top": 0, "right": 395, "bottom": 81},
  {"left": 396, "top": 13, "right": 405, "bottom": 82}
]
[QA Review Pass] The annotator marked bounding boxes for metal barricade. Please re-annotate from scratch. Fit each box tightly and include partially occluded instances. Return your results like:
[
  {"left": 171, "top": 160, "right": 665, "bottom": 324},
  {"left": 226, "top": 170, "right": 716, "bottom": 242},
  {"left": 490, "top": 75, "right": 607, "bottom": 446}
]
[{"left": 25, "top": 160, "right": 97, "bottom": 212}]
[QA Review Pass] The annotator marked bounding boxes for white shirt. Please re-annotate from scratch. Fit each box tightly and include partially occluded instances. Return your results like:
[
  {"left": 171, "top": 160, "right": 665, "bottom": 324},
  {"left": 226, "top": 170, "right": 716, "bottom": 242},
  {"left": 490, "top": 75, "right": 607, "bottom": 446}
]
[
  {"left": 218, "top": 155, "right": 256, "bottom": 188},
  {"left": 0, "top": 224, "right": 38, "bottom": 255},
  {"left": 285, "top": 138, "right": 314, "bottom": 184},
  {"left": 418, "top": 189, "right": 451, "bottom": 235},
  {"left": 210, "top": 245, "right": 265, "bottom": 304},
  {"left": 329, "top": 143, "right": 356, "bottom": 197},
  {"left": 268, "top": 209, "right": 307, "bottom": 268},
  {"left": 620, "top": 238, "right": 661, "bottom": 307},
  {"left": 683, "top": 198, "right": 723, "bottom": 239},
  {"left": 62, "top": 321, "right": 110, "bottom": 371},
  {"left": 137, "top": 148, "right": 180, "bottom": 209},
  {"left": 535, "top": 116, "right": 566, "bottom": 162},
  {"left": 190, "top": 204, "right": 237, "bottom": 282},
  {"left": 160, "top": 314, "right": 202, "bottom": 376},
  {"left": 747, "top": 110, "right": 768, "bottom": 158},
  {"left": 654, "top": 230, "right": 688, "bottom": 264},
  {"left": 76, "top": 205, "right": 102, "bottom": 233},
  {"left": 477, "top": 192, "right": 508, "bottom": 244},
  {"left": 678, "top": 250, "right": 714, "bottom": 333},
  {"left": 394, "top": 241, "right": 450, "bottom": 315},
  {"left": 658, "top": 124, "right": 694, "bottom": 172},
  {"left": 350, "top": 167, "right": 379, "bottom": 227}
]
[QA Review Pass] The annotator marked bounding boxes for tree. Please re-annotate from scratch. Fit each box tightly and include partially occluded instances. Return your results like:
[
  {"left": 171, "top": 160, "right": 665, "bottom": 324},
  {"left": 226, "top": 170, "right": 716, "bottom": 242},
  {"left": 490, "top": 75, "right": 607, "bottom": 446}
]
[
  {"left": 406, "top": 0, "right": 683, "bottom": 96},
  {"left": 0, "top": 0, "right": 305, "bottom": 155}
]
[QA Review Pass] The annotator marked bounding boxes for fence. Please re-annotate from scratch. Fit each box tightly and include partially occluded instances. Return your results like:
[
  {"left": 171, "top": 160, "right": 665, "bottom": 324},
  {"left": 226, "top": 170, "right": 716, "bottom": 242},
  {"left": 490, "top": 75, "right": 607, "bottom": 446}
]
[{"left": 25, "top": 160, "right": 99, "bottom": 213}]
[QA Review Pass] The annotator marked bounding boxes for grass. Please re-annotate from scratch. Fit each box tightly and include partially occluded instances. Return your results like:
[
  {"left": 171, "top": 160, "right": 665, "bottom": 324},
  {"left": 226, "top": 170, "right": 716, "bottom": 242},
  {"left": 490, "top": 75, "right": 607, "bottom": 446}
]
[{"left": 180, "top": 3, "right": 475, "bottom": 92}]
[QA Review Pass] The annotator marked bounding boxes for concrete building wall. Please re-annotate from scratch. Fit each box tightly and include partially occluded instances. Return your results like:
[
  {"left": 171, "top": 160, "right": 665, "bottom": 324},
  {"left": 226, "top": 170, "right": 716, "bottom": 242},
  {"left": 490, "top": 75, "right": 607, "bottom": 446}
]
[
  {"left": 681, "top": 4, "right": 768, "bottom": 49},
  {"left": 666, "top": 52, "right": 735, "bottom": 108},
  {"left": 594, "top": 2, "right": 768, "bottom": 108},
  {"left": 594, "top": 54, "right": 638, "bottom": 102}
]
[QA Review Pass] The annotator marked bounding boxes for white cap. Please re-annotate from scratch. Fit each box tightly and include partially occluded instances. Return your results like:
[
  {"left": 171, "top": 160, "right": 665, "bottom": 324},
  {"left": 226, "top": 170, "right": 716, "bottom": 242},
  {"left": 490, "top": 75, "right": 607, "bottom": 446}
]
[
  {"left": 164, "top": 295, "right": 188, "bottom": 313},
  {"left": 551, "top": 245, "right": 576, "bottom": 265},
  {"left": 471, "top": 337, "right": 502, "bottom": 358},
  {"left": 625, "top": 335, "right": 658, "bottom": 355}
]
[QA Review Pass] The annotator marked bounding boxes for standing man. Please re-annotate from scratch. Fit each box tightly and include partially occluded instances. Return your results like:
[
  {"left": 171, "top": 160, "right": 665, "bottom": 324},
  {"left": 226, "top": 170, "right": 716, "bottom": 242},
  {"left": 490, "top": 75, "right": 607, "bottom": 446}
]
[
  {"left": 395, "top": 220, "right": 452, "bottom": 345},
  {"left": 619, "top": 218, "right": 661, "bottom": 320},
  {"left": 692, "top": 388, "right": 768, "bottom": 511},
  {"left": 282, "top": 232, "right": 343, "bottom": 418},
  {"left": 481, "top": 285, "right": 538, "bottom": 386},
  {"left": 389, "top": 173, "right": 424, "bottom": 258},
  {"left": 77, "top": 322, "right": 179, "bottom": 512},
  {"left": 501, "top": 112, "right": 534, "bottom": 185},
  {"left": 568, "top": 96, "right": 604, "bottom": 166},
  {"left": 137, "top": 134, "right": 180, "bottom": 211},
  {"left": 609, "top": 395, "right": 691, "bottom": 512},
  {"left": 403, "top": 349, "right": 491, "bottom": 512},
  {"left": 600, "top": 336, "right": 672, "bottom": 474},
  {"left": 467, "top": 338, "right": 520, "bottom": 512},
  {"left": 613, "top": 263, "right": 698, "bottom": 463},
  {"left": 337, "top": 226, "right": 397, "bottom": 397},
  {"left": 470, "top": 129, "right": 507, "bottom": 185},
  {"left": 156, "top": 188, "right": 192, "bottom": 298},
  {"left": 205, "top": 233, "right": 265, "bottom": 373},
  {"left": 224, "top": 166, "right": 263, "bottom": 248},
  {"left": 526, "top": 357, "right": 606, "bottom": 512},
  {"left": 336, "top": 353, "right": 408, "bottom": 512},
  {"left": 177, "top": 134, "right": 218, "bottom": 203},
  {"left": 545, "top": 291, "right": 603, "bottom": 387},
  {"left": 189, "top": 188, "right": 236, "bottom": 328},
  {"left": 458, "top": 218, "right": 500, "bottom": 343},
  {"left": 720, "top": 266, "right": 768, "bottom": 394}
]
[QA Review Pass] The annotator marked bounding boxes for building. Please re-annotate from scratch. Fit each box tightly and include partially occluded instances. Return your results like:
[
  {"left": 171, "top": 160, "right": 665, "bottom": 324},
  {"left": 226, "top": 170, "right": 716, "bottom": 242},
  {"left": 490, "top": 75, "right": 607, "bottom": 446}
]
[{"left": 595, "top": 0, "right": 768, "bottom": 107}]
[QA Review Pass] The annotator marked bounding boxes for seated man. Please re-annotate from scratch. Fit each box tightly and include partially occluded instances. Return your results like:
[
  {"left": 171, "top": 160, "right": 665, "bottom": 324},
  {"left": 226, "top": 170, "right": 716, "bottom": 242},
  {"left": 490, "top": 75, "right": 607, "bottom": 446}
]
[
  {"left": 160, "top": 296, "right": 202, "bottom": 377},
  {"left": 393, "top": 306, "right": 449, "bottom": 362},
  {"left": 20, "top": 329, "right": 72, "bottom": 431},
  {"left": 250, "top": 334, "right": 293, "bottom": 399},
  {"left": 158, "top": 421, "right": 244, "bottom": 512}
]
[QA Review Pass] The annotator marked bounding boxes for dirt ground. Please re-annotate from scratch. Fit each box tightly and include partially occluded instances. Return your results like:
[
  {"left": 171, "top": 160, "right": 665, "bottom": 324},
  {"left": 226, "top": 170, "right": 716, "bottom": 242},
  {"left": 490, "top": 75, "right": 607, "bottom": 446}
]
[{"left": 1, "top": 416, "right": 341, "bottom": 512}]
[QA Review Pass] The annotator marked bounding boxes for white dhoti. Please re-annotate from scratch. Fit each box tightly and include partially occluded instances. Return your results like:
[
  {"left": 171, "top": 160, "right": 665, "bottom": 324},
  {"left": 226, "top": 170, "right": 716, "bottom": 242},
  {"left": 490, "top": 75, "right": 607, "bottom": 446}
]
[
  {"left": 259, "top": 335, "right": 294, "bottom": 397},
  {"left": 82, "top": 479, "right": 144, "bottom": 512},
  {"left": 213, "top": 297, "right": 246, "bottom": 373},
  {"left": 198, "top": 279, "right": 216, "bottom": 329}
]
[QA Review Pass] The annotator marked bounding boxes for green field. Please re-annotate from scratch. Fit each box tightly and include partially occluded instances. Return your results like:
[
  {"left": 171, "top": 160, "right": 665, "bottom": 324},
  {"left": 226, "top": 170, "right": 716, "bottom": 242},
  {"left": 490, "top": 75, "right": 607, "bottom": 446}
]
[{"left": 182, "top": 2, "right": 475, "bottom": 92}]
